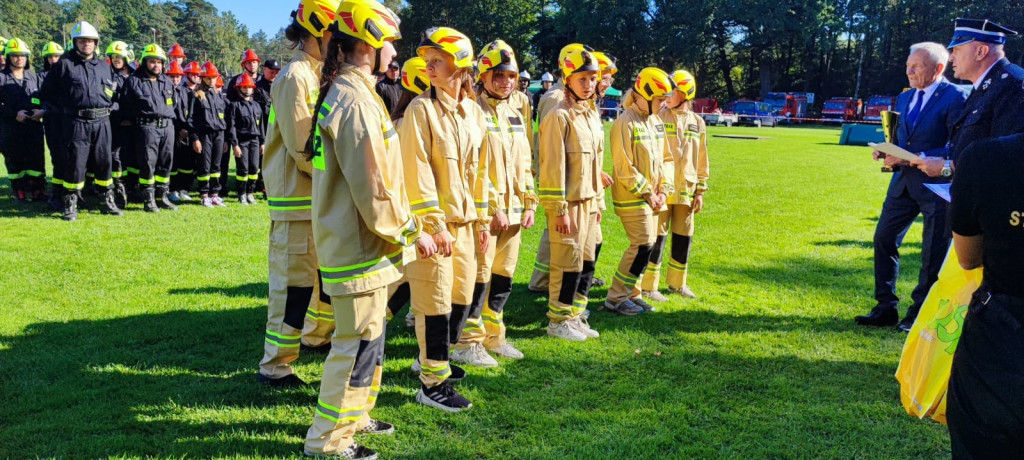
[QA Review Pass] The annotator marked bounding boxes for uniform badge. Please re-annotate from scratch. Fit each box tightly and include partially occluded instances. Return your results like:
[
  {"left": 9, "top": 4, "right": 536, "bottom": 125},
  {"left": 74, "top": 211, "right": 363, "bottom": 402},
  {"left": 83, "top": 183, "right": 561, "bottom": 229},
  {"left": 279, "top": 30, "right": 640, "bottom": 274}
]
[
  {"left": 1002, "top": 73, "right": 1008, "bottom": 79},
  {"left": 982, "top": 79, "right": 991, "bottom": 90}
]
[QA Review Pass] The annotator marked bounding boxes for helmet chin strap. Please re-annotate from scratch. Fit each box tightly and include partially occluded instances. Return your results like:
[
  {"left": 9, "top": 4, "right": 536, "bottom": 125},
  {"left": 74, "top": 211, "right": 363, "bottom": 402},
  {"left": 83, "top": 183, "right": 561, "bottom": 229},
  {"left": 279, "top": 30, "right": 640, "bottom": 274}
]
[{"left": 372, "top": 47, "right": 383, "bottom": 74}]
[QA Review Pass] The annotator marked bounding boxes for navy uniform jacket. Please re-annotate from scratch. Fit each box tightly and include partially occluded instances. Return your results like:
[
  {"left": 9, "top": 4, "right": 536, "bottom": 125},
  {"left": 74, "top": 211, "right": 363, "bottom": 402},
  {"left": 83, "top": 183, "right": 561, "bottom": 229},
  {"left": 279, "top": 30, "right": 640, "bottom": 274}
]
[
  {"left": 0, "top": 68, "right": 43, "bottom": 149},
  {"left": 187, "top": 86, "right": 227, "bottom": 140},
  {"left": 225, "top": 98, "right": 264, "bottom": 146},
  {"left": 948, "top": 58, "right": 1024, "bottom": 161},
  {"left": 39, "top": 51, "right": 116, "bottom": 113},
  {"left": 888, "top": 79, "right": 968, "bottom": 200},
  {"left": 120, "top": 70, "right": 177, "bottom": 121}
]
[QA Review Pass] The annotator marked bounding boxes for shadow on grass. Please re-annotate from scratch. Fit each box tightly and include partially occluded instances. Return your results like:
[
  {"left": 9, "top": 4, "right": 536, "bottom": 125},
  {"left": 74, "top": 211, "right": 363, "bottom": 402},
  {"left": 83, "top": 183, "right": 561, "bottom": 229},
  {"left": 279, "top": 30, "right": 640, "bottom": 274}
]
[
  {"left": 167, "top": 282, "right": 266, "bottom": 298},
  {"left": 814, "top": 238, "right": 921, "bottom": 251},
  {"left": 0, "top": 307, "right": 309, "bottom": 457}
]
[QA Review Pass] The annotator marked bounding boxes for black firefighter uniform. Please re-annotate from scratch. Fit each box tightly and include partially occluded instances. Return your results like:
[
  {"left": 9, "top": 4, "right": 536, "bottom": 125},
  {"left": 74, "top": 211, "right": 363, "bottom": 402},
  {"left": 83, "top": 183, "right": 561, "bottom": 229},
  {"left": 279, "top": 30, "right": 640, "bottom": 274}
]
[
  {"left": 607, "top": 95, "right": 671, "bottom": 303},
  {"left": 259, "top": 49, "right": 335, "bottom": 381},
  {"left": 400, "top": 87, "right": 489, "bottom": 387},
  {"left": 642, "top": 105, "right": 709, "bottom": 291},
  {"left": 458, "top": 89, "right": 538, "bottom": 350},
  {"left": 305, "top": 64, "right": 419, "bottom": 456}
]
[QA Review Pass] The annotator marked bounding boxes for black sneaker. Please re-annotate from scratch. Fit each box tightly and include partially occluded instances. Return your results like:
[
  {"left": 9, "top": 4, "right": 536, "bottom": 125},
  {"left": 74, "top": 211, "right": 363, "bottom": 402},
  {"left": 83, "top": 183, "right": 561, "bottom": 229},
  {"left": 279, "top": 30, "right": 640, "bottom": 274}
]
[
  {"left": 301, "top": 343, "right": 332, "bottom": 354},
  {"left": 416, "top": 381, "right": 472, "bottom": 413},
  {"left": 356, "top": 418, "right": 394, "bottom": 435},
  {"left": 256, "top": 373, "right": 307, "bottom": 388},
  {"left": 305, "top": 443, "right": 377, "bottom": 459},
  {"left": 449, "top": 364, "right": 466, "bottom": 382},
  {"left": 632, "top": 297, "right": 656, "bottom": 312}
]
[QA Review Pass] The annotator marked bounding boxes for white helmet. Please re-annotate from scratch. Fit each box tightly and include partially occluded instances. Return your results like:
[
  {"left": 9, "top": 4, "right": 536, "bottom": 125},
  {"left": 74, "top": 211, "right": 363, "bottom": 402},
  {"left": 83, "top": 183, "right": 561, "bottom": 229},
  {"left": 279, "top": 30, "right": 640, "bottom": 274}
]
[
  {"left": 71, "top": 21, "right": 100, "bottom": 41},
  {"left": 541, "top": 72, "right": 554, "bottom": 82},
  {"left": 519, "top": 70, "right": 531, "bottom": 80}
]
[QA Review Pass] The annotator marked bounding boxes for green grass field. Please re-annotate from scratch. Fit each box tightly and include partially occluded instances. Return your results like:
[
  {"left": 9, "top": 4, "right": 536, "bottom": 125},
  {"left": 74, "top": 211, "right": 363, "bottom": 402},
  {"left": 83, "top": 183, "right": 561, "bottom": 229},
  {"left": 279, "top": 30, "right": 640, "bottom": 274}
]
[{"left": 0, "top": 125, "right": 951, "bottom": 458}]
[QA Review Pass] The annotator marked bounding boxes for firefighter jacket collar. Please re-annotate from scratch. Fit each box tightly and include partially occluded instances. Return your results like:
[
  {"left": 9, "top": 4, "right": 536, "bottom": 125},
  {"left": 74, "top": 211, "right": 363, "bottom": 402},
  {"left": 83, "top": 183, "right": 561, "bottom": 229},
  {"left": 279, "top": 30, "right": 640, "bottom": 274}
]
[
  {"left": 294, "top": 49, "right": 323, "bottom": 75},
  {"left": 68, "top": 49, "right": 101, "bottom": 66},
  {"left": 338, "top": 62, "right": 377, "bottom": 94},
  {"left": 431, "top": 85, "right": 473, "bottom": 118}
]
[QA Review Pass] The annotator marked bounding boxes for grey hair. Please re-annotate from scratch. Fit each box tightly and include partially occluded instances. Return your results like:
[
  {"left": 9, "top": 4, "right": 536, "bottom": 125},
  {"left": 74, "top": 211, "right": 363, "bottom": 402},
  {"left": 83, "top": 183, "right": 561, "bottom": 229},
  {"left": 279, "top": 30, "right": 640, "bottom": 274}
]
[{"left": 910, "top": 42, "right": 950, "bottom": 65}]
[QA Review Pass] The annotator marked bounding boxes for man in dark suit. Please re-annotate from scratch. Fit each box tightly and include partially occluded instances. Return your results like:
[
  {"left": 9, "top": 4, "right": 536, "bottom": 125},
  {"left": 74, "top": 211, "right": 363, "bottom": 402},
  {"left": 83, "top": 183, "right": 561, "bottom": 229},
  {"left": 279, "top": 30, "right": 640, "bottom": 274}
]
[{"left": 856, "top": 42, "right": 968, "bottom": 330}]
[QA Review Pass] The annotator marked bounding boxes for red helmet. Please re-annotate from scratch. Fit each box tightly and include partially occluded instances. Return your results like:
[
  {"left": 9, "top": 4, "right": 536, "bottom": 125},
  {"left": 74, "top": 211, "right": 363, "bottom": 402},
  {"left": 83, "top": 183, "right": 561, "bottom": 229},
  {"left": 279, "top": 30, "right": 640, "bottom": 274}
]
[
  {"left": 183, "top": 61, "right": 201, "bottom": 75},
  {"left": 200, "top": 61, "right": 219, "bottom": 78},
  {"left": 240, "top": 49, "right": 260, "bottom": 64},
  {"left": 166, "top": 60, "right": 185, "bottom": 76},
  {"left": 168, "top": 43, "right": 186, "bottom": 59},
  {"left": 234, "top": 73, "right": 257, "bottom": 89},
  {"left": 215, "top": 75, "right": 225, "bottom": 88}
]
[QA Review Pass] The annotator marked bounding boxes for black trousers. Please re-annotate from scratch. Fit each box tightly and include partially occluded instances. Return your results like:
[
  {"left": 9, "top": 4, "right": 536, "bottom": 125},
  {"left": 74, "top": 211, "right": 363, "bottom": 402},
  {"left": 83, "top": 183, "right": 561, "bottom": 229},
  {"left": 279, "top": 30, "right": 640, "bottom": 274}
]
[
  {"left": 134, "top": 123, "right": 174, "bottom": 189},
  {"left": 195, "top": 131, "right": 224, "bottom": 196},
  {"left": 234, "top": 137, "right": 261, "bottom": 194},
  {"left": 111, "top": 122, "right": 129, "bottom": 177},
  {"left": 219, "top": 142, "right": 232, "bottom": 192},
  {"left": 62, "top": 117, "right": 112, "bottom": 191},
  {"left": 170, "top": 135, "right": 195, "bottom": 192},
  {"left": 2, "top": 123, "right": 45, "bottom": 189},
  {"left": 947, "top": 288, "right": 1024, "bottom": 459},
  {"left": 873, "top": 187, "right": 949, "bottom": 316},
  {"left": 44, "top": 117, "right": 65, "bottom": 187}
]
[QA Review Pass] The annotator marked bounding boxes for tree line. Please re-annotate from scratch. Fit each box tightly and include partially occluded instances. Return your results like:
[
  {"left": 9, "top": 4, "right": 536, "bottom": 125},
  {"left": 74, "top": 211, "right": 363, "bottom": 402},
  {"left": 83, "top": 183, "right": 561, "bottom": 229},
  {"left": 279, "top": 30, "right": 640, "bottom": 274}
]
[{"left": 3, "top": 0, "right": 1022, "bottom": 102}]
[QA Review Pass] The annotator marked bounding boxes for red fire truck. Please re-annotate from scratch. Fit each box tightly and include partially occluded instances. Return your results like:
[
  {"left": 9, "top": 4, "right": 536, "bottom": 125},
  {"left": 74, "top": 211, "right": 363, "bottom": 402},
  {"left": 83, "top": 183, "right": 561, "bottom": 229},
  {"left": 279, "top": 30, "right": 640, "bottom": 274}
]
[
  {"left": 821, "top": 97, "right": 863, "bottom": 123},
  {"left": 863, "top": 95, "right": 896, "bottom": 121}
]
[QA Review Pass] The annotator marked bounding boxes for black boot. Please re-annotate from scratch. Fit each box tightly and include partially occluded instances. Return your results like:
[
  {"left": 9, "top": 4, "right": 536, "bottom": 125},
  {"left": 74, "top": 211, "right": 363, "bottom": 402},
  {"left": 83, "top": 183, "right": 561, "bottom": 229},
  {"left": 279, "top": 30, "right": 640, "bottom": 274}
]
[
  {"left": 62, "top": 193, "right": 78, "bottom": 221},
  {"left": 156, "top": 186, "right": 177, "bottom": 210},
  {"left": 101, "top": 187, "right": 124, "bottom": 216},
  {"left": 114, "top": 179, "right": 128, "bottom": 210},
  {"left": 12, "top": 178, "right": 27, "bottom": 203},
  {"left": 47, "top": 185, "right": 63, "bottom": 211},
  {"left": 76, "top": 190, "right": 90, "bottom": 210},
  {"left": 142, "top": 187, "right": 160, "bottom": 213}
]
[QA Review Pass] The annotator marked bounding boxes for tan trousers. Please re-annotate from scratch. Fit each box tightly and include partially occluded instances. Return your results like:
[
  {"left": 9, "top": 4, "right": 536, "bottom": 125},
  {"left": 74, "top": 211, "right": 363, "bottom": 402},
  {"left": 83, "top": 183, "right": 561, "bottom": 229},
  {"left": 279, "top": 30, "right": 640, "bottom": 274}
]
[
  {"left": 608, "top": 213, "right": 657, "bottom": 303},
  {"left": 460, "top": 224, "right": 522, "bottom": 349},
  {"left": 261, "top": 220, "right": 335, "bottom": 379},
  {"left": 664, "top": 203, "right": 696, "bottom": 290},
  {"left": 304, "top": 288, "right": 385, "bottom": 456},
  {"left": 405, "top": 222, "right": 474, "bottom": 387},
  {"left": 530, "top": 224, "right": 603, "bottom": 291},
  {"left": 547, "top": 199, "right": 599, "bottom": 322}
]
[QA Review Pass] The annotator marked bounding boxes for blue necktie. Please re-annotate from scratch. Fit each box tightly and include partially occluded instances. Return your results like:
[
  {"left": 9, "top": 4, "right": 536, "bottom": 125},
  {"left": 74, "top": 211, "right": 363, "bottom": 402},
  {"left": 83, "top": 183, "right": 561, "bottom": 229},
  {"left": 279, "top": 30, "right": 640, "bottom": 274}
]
[{"left": 906, "top": 90, "right": 924, "bottom": 129}]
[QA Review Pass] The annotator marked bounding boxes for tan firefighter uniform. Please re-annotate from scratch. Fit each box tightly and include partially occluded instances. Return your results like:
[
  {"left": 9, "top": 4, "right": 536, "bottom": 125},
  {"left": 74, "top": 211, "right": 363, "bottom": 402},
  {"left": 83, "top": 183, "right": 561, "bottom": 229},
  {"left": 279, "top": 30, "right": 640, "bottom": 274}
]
[
  {"left": 458, "top": 89, "right": 538, "bottom": 350},
  {"left": 400, "top": 86, "right": 488, "bottom": 387},
  {"left": 259, "top": 48, "right": 335, "bottom": 381},
  {"left": 607, "top": 91, "right": 672, "bottom": 303},
  {"left": 527, "top": 83, "right": 564, "bottom": 291},
  {"left": 528, "top": 82, "right": 607, "bottom": 292},
  {"left": 642, "top": 104, "right": 709, "bottom": 291},
  {"left": 304, "top": 63, "right": 419, "bottom": 455},
  {"left": 539, "top": 94, "right": 605, "bottom": 322}
]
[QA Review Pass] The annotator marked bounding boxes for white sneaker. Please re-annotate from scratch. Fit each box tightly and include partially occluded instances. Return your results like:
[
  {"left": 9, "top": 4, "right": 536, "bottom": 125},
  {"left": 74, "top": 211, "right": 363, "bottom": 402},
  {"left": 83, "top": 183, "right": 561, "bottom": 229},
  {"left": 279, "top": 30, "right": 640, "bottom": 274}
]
[
  {"left": 168, "top": 191, "right": 181, "bottom": 203},
  {"left": 570, "top": 317, "right": 600, "bottom": 338},
  {"left": 487, "top": 342, "right": 524, "bottom": 359},
  {"left": 547, "top": 320, "right": 587, "bottom": 341},
  {"left": 450, "top": 344, "right": 498, "bottom": 368},
  {"left": 246, "top": 193, "right": 257, "bottom": 204},
  {"left": 410, "top": 358, "right": 421, "bottom": 373},
  {"left": 201, "top": 196, "right": 214, "bottom": 208},
  {"left": 238, "top": 195, "right": 249, "bottom": 205},
  {"left": 212, "top": 195, "right": 226, "bottom": 207},
  {"left": 404, "top": 311, "right": 415, "bottom": 328},
  {"left": 668, "top": 286, "right": 697, "bottom": 299},
  {"left": 643, "top": 290, "right": 670, "bottom": 302},
  {"left": 178, "top": 190, "right": 193, "bottom": 201}
]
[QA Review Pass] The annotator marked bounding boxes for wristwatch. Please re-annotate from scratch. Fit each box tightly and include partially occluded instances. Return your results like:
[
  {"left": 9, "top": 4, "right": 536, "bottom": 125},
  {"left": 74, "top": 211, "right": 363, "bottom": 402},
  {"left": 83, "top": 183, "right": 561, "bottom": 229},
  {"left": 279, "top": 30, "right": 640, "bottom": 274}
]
[{"left": 941, "top": 160, "right": 952, "bottom": 177}]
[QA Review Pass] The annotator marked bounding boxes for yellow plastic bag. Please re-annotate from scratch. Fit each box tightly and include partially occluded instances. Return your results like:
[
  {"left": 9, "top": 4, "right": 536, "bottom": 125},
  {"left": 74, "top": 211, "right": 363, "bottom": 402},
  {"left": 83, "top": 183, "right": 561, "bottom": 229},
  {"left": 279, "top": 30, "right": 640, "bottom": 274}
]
[{"left": 895, "top": 243, "right": 983, "bottom": 424}]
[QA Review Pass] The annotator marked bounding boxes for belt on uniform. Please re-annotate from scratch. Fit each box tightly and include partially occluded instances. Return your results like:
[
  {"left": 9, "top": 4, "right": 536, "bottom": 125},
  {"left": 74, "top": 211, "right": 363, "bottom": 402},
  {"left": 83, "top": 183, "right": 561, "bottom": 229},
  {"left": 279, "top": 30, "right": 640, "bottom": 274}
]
[
  {"left": 974, "top": 286, "right": 1024, "bottom": 309},
  {"left": 65, "top": 107, "right": 110, "bottom": 119},
  {"left": 136, "top": 117, "right": 170, "bottom": 128}
]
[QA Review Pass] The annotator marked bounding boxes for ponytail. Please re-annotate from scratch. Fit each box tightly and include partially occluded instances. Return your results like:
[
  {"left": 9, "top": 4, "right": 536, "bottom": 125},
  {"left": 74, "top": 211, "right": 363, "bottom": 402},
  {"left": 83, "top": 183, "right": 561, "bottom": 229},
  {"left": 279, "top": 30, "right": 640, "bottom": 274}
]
[{"left": 304, "top": 33, "right": 360, "bottom": 161}]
